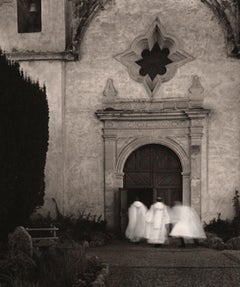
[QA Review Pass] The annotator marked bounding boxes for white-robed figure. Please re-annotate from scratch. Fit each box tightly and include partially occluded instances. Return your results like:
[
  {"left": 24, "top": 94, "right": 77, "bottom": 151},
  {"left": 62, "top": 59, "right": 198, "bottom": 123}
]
[
  {"left": 169, "top": 201, "right": 206, "bottom": 246},
  {"left": 125, "top": 198, "right": 148, "bottom": 242},
  {"left": 145, "top": 197, "right": 171, "bottom": 245}
]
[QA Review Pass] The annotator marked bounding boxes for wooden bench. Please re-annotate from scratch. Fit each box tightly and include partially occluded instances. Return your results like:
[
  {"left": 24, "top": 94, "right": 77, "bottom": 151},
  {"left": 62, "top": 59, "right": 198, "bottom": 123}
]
[{"left": 26, "top": 227, "right": 59, "bottom": 246}]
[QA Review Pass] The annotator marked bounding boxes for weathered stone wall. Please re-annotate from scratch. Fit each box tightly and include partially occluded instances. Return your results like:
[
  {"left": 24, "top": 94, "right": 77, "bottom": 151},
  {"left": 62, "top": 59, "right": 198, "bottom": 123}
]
[
  {"left": 0, "top": 0, "right": 240, "bottom": 222},
  {"left": 65, "top": 0, "right": 240, "bottom": 221},
  {"left": 0, "top": 0, "right": 66, "bottom": 52},
  {"left": 20, "top": 61, "right": 65, "bottom": 216}
]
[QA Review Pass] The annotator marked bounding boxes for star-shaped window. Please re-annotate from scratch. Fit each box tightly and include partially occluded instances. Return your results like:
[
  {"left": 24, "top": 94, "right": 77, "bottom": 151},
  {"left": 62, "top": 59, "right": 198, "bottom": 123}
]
[{"left": 136, "top": 43, "right": 173, "bottom": 81}]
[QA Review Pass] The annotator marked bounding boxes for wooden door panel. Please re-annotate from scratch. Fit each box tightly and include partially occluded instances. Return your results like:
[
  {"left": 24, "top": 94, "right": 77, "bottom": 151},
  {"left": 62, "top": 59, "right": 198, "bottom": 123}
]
[
  {"left": 123, "top": 144, "right": 182, "bottom": 207},
  {"left": 124, "top": 173, "right": 151, "bottom": 188},
  {"left": 154, "top": 173, "right": 182, "bottom": 187},
  {"left": 152, "top": 145, "right": 181, "bottom": 171},
  {"left": 135, "top": 147, "right": 151, "bottom": 171}
]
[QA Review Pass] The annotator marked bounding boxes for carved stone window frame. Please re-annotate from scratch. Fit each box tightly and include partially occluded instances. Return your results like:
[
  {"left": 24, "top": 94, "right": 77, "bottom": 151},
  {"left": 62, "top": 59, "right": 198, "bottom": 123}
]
[{"left": 115, "top": 17, "right": 194, "bottom": 97}]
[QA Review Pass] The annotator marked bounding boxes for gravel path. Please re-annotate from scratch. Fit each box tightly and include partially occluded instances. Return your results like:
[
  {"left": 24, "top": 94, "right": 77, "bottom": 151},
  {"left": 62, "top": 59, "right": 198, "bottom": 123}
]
[{"left": 87, "top": 241, "right": 240, "bottom": 287}]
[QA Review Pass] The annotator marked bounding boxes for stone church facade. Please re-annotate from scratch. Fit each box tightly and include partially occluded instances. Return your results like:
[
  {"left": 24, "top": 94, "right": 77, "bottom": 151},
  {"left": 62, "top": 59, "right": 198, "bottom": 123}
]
[{"left": 0, "top": 0, "right": 240, "bottom": 231}]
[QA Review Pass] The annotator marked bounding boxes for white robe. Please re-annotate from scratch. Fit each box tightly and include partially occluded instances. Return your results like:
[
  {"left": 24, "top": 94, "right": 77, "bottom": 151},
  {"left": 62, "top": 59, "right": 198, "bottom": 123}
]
[
  {"left": 145, "top": 202, "right": 170, "bottom": 244},
  {"left": 169, "top": 205, "right": 206, "bottom": 239},
  {"left": 125, "top": 201, "right": 148, "bottom": 242}
]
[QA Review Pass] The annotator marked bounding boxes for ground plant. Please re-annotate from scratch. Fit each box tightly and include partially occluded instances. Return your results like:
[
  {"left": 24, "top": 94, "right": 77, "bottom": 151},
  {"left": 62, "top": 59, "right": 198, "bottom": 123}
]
[
  {"left": 0, "top": 242, "right": 103, "bottom": 287},
  {"left": 204, "top": 190, "right": 240, "bottom": 241}
]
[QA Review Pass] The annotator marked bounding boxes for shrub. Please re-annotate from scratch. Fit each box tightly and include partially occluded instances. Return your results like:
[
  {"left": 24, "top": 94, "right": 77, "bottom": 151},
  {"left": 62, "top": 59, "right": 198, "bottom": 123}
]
[
  {"left": 0, "top": 243, "right": 88, "bottom": 287},
  {"left": 26, "top": 199, "right": 107, "bottom": 242},
  {"left": 204, "top": 213, "right": 234, "bottom": 242},
  {"left": 0, "top": 50, "right": 49, "bottom": 241},
  {"left": 0, "top": 250, "right": 36, "bottom": 286},
  {"left": 232, "top": 190, "right": 240, "bottom": 236},
  {"left": 8, "top": 226, "right": 33, "bottom": 258},
  {"left": 33, "top": 244, "right": 86, "bottom": 287},
  {"left": 80, "top": 256, "right": 103, "bottom": 286},
  {"left": 204, "top": 190, "right": 240, "bottom": 241},
  {"left": 233, "top": 190, "right": 240, "bottom": 218}
]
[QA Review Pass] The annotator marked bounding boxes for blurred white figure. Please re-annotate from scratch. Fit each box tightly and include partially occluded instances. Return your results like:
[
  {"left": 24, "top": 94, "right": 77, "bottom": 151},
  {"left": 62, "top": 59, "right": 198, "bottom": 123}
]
[
  {"left": 145, "top": 197, "right": 171, "bottom": 246},
  {"left": 169, "top": 202, "right": 206, "bottom": 247},
  {"left": 125, "top": 198, "right": 148, "bottom": 242}
]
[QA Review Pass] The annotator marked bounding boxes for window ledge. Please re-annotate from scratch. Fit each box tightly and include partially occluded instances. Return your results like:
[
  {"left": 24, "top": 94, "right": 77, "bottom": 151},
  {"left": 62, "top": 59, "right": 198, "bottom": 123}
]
[{"left": 7, "top": 51, "right": 78, "bottom": 62}]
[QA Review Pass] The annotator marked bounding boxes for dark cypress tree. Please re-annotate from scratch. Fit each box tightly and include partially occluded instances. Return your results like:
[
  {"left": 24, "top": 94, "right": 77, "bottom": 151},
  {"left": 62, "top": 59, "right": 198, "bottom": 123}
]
[{"left": 0, "top": 50, "right": 49, "bottom": 241}]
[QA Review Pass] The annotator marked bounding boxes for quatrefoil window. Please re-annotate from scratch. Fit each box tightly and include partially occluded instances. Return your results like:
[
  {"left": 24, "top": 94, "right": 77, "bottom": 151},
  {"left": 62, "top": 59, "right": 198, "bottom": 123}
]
[
  {"left": 115, "top": 17, "right": 194, "bottom": 97},
  {"left": 136, "top": 43, "right": 173, "bottom": 80}
]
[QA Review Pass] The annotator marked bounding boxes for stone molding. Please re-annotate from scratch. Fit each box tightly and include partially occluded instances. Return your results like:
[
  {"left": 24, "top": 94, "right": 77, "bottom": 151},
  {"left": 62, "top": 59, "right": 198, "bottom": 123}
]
[
  {"left": 115, "top": 136, "right": 189, "bottom": 176},
  {"left": 104, "top": 120, "right": 188, "bottom": 129},
  {"left": 97, "top": 109, "right": 209, "bottom": 122},
  {"left": 103, "top": 99, "right": 190, "bottom": 111},
  {"left": 102, "top": 75, "right": 206, "bottom": 111},
  {"left": 7, "top": 51, "right": 76, "bottom": 62}
]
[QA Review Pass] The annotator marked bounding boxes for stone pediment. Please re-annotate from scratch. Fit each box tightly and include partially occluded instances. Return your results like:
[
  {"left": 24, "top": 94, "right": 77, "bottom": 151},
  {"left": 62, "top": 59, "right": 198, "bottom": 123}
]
[{"left": 101, "top": 75, "right": 206, "bottom": 112}]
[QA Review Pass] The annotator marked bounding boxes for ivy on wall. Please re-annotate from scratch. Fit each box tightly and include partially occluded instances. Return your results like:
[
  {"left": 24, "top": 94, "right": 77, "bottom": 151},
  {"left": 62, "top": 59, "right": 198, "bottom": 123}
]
[
  {"left": 201, "top": 0, "right": 240, "bottom": 58},
  {"left": 67, "top": 0, "right": 240, "bottom": 59},
  {"left": 67, "top": 0, "right": 111, "bottom": 59}
]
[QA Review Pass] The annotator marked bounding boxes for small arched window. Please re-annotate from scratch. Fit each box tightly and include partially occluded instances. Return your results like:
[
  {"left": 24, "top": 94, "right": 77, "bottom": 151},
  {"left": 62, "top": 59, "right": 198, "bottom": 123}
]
[{"left": 17, "top": 0, "right": 42, "bottom": 33}]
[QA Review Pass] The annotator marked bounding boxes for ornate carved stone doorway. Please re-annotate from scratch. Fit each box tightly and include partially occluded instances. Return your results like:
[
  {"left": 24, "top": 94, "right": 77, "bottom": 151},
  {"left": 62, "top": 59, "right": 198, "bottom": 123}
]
[
  {"left": 96, "top": 94, "right": 209, "bottom": 231},
  {"left": 96, "top": 73, "right": 210, "bottom": 232}
]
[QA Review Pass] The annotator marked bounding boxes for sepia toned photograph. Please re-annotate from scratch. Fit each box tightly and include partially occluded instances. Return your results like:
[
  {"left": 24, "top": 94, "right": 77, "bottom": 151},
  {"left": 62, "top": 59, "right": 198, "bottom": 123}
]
[{"left": 0, "top": 0, "right": 240, "bottom": 286}]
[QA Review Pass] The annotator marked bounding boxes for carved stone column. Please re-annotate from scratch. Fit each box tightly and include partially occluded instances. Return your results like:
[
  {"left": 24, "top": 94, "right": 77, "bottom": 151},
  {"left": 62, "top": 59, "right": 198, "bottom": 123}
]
[
  {"left": 182, "top": 172, "right": 191, "bottom": 205},
  {"left": 188, "top": 113, "right": 206, "bottom": 215},
  {"left": 103, "top": 133, "right": 117, "bottom": 230},
  {"left": 190, "top": 145, "right": 202, "bottom": 214}
]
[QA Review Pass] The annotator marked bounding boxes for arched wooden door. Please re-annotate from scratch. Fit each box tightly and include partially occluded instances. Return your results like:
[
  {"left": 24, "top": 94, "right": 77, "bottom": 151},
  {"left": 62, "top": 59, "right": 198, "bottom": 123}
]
[{"left": 123, "top": 144, "right": 182, "bottom": 208}]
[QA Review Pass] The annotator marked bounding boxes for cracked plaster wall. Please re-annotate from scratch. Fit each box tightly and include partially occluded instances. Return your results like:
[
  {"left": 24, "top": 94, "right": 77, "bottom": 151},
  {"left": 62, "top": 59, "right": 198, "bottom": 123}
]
[{"left": 0, "top": 0, "right": 66, "bottom": 52}]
